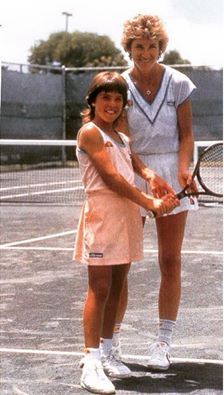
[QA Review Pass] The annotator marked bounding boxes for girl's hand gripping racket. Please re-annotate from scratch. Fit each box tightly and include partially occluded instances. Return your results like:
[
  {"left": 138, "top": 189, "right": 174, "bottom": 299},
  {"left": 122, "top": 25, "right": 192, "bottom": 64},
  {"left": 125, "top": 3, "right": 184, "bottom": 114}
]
[{"left": 177, "top": 143, "right": 223, "bottom": 200}]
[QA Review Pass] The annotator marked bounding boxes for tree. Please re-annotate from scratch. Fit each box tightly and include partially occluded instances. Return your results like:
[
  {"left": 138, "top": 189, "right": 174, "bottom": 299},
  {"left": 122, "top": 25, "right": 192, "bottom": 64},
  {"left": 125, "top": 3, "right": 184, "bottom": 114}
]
[
  {"left": 162, "top": 49, "right": 191, "bottom": 65},
  {"left": 28, "top": 31, "right": 128, "bottom": 67}
]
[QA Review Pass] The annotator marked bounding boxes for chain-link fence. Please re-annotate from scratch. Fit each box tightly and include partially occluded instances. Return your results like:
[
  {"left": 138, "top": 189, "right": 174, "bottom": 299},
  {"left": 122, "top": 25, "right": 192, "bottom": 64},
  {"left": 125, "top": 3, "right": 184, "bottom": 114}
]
[{"left": 1, "top": 61, "right": 223, "bottom": 142}]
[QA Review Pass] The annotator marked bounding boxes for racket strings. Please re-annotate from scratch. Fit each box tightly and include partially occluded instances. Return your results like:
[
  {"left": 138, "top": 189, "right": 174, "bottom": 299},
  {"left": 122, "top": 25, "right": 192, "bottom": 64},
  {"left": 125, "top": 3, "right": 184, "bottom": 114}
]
[{"left": 199, "top": 144, "right": 223, "bottom": 195}]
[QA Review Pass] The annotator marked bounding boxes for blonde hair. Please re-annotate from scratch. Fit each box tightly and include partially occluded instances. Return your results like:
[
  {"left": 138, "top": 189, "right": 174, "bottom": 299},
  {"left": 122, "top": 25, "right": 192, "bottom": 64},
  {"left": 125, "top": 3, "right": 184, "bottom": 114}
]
[
  {"left": 81, "top": 71, "right": 128, "bottom": 124},
  {"left": 121, "top": 14, "right": 169, "bottom": 55}
]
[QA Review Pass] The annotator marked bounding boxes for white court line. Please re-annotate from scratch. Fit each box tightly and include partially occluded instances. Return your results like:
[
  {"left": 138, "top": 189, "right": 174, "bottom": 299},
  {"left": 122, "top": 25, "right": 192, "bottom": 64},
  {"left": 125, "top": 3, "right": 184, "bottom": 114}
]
[
  {"left": 0, "top": 179, "right": 82, "bottom": 191},
  {"left": 11, "top": 387, "right": 30, "bottom": 395},
  {"left": 0, "top": 186, "right": 83, "bottom": 200},
  {"left": 144, "top": 249, "right": 223, "bottom": 255},
  {"left": 0, "top": 347, "right": 222, "bottom": 365},
  {"left": 0, "top": 230, "right": 76, "bottom": 248},
  {"left": 0, "top": 230, "right": 222, "bottom": 256},
  {"left": 0, "top": 247, "right": 74, "bottom": 251},
  {"left": 1, "top": 246, "right": 222, "bottom": 255}
]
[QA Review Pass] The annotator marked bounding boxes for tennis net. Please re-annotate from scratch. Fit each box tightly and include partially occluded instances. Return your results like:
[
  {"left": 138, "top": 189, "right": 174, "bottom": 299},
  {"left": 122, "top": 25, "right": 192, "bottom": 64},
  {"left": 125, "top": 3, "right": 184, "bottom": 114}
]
[
  {"left": 0, "top": 139, "right": 84, "bottom": 205},
  {"left": 0, "top": 139, "right": 222, "bottom": 205}
]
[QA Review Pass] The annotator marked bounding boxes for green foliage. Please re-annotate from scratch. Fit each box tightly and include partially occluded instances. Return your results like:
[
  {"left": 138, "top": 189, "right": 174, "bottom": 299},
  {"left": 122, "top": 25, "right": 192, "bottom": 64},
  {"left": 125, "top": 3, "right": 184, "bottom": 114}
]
[
  {"left": 28, "top": 31, "right": 128, "bottom": 67},
  {"left": 162, "top": 49, "right": 191, "bottom": 65}
]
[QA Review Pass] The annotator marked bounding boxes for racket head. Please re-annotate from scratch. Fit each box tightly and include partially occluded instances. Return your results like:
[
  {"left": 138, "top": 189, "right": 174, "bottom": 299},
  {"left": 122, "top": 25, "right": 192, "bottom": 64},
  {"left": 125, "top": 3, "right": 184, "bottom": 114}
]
[
  {"left": 196, "top": 142, "right": 223, "bottom": 197},
  {"left": 177, "top": 142, "right": 223, "bottom": 199}
]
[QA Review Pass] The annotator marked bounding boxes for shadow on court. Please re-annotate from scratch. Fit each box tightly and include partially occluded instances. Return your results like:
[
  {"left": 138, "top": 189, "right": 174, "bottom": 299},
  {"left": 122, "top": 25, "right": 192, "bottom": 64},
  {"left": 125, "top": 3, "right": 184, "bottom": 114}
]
[
  {"left": 0, "top": 204, "right": 223, "bottom": 394},
  {"left": 116, "top": 361, "right": 223, "bottom": 393},
  {"left": 1, "top": 353, "right": 222, "bottom": 394}
]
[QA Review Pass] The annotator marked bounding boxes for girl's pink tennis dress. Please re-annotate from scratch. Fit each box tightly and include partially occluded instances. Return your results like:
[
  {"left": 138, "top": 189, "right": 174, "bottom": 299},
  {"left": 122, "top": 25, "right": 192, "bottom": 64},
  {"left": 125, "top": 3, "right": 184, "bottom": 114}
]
[{"left": 74, "top": 124, "right": 143, "bottom": 266}]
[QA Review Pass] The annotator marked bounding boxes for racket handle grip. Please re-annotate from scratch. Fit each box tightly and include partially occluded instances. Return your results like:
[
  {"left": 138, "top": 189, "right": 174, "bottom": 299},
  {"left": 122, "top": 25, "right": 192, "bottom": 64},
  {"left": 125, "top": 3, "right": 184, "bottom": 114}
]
[{"left": 176, "top": 191, "right": 185, "bottom": 199}]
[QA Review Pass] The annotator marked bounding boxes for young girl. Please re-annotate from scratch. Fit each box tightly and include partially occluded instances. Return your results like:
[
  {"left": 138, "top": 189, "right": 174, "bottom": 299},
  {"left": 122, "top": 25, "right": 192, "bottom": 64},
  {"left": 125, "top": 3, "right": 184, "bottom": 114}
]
[{"left": 74, "top": 71, "right": 179, "bottom": 394}]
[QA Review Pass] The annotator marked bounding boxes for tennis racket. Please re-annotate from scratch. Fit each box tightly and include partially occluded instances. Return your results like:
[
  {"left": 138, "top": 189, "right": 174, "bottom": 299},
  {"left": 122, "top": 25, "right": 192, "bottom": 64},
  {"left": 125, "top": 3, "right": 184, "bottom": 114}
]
[
  {"left": 177, "top": 142, "right": 223, "bottom": 199},
  {"left": 147, "top": 142, "right": 223, "bottom": 218}
]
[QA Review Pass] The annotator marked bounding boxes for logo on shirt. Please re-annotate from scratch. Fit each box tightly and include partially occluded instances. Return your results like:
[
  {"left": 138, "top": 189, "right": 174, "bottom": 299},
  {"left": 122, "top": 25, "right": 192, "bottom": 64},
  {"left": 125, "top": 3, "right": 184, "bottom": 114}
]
[
  {"left": 89, "top": 252, "right": 104, "bottom": 258},
  {"left": 105, "top": 141, "right": 113, "bottom": 147},
  {"left": 167, "top": 101, "right": 175, "bottom": 106}
]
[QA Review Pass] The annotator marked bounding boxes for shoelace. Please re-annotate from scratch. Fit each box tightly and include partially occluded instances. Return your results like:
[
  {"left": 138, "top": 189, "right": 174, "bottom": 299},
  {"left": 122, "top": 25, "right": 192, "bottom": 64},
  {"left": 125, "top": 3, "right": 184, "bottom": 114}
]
[
  {"left": 84, "top": 360, "right": 104, "bottom": 375},
  {"left": 112, "top": 343, "right": 121, "bottom": 353},
  {"left": 104, "top": 353, "right": 127, "bottom": 371},
  {"left": 112, "top": 343, "right": 120, "bottom": 350},
  {"left": 151, "top": 343, "right": 169, "bottom": 359},
  {"left": 108, "top": 355, "right": 121, "bottom": 366}
]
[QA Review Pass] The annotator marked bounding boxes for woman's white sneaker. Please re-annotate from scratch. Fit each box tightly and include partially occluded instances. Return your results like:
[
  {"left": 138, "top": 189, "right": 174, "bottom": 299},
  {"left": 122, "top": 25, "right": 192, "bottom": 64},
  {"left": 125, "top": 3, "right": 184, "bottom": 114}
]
[
  {"left": 80, "top": 357, "right": 115, "bottom": 394},
  {"left": 101, "top": 353, "right": 131, "bottom": 378},
  {"left": 147, "top": 341, "right": 171, "bottom": 370}
]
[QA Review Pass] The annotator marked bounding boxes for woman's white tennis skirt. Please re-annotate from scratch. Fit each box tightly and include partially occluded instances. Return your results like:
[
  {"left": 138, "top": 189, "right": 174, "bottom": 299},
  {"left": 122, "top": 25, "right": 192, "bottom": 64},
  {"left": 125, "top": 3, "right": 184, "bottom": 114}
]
[{"left": 74, "top": 190, "right": 143, "bottom": 265}]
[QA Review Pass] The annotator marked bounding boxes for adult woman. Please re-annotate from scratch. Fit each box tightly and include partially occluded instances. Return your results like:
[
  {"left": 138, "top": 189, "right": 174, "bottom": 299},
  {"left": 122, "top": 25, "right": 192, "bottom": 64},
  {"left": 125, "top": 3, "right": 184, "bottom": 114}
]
[{"left": 113, "top": 14, "right": 198, "bottom": 370}]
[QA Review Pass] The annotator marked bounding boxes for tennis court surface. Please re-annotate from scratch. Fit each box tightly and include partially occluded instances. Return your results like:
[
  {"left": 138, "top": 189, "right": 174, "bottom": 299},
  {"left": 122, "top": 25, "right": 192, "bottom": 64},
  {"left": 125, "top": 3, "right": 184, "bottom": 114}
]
[{"left": 0, "top": 200, "right": 222, "bottom": 394}]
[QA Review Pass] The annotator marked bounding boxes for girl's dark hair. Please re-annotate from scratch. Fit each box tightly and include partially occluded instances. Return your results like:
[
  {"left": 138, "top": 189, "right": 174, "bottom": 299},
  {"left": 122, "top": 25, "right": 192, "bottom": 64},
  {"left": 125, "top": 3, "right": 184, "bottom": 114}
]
[{"left": 81, "top": 71, "right": 128, "bottom": 124}]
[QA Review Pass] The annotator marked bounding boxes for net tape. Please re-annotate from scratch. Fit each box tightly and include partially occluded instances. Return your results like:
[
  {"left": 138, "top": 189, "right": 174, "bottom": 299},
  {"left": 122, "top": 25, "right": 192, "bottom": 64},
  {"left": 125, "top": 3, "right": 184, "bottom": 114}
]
[{"left": 0, "top": 140, "right": 84, "bottom": 205}]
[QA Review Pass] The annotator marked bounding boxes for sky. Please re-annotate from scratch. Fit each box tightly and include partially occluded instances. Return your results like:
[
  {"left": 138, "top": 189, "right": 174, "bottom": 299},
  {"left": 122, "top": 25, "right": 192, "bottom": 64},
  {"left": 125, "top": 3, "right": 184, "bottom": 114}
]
[{"left": 0, "top": 0, "right": 223, "bottom": 68}]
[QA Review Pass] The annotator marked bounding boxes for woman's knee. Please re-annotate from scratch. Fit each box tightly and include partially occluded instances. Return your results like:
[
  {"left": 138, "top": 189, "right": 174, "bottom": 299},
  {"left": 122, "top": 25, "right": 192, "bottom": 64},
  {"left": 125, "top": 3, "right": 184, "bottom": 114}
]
[{"left": 159, "top": 254, "right": 181, "bottom": 279}]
